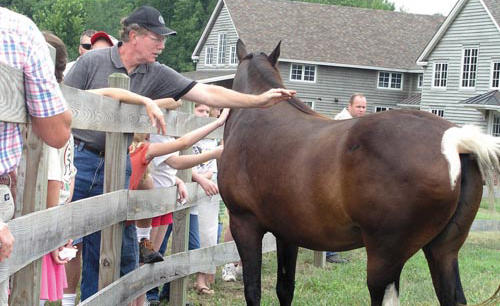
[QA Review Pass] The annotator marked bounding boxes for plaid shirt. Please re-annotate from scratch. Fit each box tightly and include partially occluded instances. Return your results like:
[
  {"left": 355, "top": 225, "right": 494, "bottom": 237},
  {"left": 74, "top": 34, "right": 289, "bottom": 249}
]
[{"left": 0, "top": 8, "right": 67, "bottom": 175}]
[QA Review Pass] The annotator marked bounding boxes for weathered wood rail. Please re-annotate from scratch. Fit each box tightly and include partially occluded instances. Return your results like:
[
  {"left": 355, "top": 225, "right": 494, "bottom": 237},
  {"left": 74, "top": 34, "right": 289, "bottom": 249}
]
[{"left": 0, "top": 60, "right": 278, "bottom": 305}]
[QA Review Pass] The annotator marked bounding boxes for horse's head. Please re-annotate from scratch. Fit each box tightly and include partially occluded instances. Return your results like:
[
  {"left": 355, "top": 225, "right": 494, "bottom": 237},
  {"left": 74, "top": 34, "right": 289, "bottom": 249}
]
[{"left": 233, "top": 39, "right": 284, "bottom": 94}]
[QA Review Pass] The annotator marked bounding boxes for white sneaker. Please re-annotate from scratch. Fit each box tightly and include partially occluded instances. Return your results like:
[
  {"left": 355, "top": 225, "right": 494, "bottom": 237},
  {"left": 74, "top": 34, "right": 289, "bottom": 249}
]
[
  {"left": 235, "top": 264, "right": 243, "bottom": 278},
  {"left": 222, "top": 263, "right": 237, "bottom": 282}
]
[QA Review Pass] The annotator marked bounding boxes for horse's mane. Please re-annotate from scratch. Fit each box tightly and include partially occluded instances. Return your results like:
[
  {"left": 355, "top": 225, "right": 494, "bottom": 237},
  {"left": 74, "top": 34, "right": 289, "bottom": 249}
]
[{"left": 252, "top": 53, "right": 330, "bottom": 120}]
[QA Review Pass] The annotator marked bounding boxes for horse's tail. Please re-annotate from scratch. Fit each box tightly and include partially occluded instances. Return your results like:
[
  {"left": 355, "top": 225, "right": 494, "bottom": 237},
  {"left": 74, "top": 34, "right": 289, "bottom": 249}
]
[{"left": 441, "top": 125, "right": 500, "bottom": 191}]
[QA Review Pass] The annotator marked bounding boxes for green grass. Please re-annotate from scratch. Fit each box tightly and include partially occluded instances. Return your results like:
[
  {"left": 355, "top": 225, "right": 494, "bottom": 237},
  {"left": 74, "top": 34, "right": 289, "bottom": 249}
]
[
  {"left": 184, "top": 232, "right": 499, "bottom": 306},
  {"left": 477, "top": 199, "right": 500, "bottom": 220}
]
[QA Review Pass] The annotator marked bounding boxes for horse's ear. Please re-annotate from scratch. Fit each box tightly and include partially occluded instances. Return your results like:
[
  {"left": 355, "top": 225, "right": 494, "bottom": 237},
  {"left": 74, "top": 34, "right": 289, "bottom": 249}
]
[
  {"left": 268, "top": 41, "right": 281, "bottom": 67},
  {"left": 236, "top": 39, "right": 247, "bottom": 62}
]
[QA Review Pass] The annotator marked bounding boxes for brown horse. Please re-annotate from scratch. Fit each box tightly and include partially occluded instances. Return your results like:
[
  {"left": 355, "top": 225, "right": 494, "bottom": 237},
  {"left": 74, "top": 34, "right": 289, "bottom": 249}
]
[{"left": 218, "top": 40, "right": 500, "bottom": 306}]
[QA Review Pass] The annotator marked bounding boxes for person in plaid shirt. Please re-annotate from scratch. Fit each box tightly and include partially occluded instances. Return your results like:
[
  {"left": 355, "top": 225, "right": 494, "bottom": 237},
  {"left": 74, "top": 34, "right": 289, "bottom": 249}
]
[{"left": 0, "top": 7, "right": 72, "bottom": 262}]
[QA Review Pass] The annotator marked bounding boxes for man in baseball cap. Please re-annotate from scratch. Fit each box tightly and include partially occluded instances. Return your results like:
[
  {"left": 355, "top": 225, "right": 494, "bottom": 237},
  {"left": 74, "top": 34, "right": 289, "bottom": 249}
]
[{"left": 124, "top": 5, "right": 176, "bottom": 36}]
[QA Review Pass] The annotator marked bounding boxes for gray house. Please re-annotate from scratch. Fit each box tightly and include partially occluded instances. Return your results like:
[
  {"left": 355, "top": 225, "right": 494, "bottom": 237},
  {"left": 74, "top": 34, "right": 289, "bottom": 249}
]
[
  {"left": 417, "top": 0, "right": 500, "bottom": 135},
  {"left": 188, "top": 0, "right": 444, "bottom": 117}
]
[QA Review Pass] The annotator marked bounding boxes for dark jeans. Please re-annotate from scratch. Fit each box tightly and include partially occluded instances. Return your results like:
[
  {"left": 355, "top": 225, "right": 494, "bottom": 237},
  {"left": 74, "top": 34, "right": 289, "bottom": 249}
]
[
  {"left": 147, "top": 214, "right": 199, "bottom": 301},
  {"left": 73, "top": 144, "right": 137, "bottom": 301}
]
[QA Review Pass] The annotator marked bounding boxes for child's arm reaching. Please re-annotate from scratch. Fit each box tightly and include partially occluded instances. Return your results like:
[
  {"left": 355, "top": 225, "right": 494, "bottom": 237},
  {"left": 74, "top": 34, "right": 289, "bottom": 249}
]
[
  {"left": 146, "top": 109, "right": 229, "bottom": 161},
  {"left": 192, "top": 169, "right": 218, "bottom": 196},
  {"left": 87, "top": 87, "right": 166, "bottom": 135},
  {"left": 155, "top": 98, "right": 183, "bottom": 110},
  {"left": 164, "top": 146, "right": 223, "bottom": 170}
]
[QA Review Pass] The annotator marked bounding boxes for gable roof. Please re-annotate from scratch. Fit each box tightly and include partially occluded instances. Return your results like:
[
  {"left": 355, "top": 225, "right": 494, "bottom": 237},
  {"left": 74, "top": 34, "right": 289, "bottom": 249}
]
[
  {"left": 417, "top": 0, "right": 500, "bottom": 65},
  {"left": 193, "top": 0, "right": 444, "bottom": 71}
]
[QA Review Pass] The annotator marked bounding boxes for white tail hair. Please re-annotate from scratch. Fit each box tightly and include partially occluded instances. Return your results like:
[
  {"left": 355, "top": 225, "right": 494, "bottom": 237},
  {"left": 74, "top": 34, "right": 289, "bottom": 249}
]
[
  {"left": 442, "top": 125, "right": 500, "bottom": 190},
  {"left": 382, "top": 283, "right": 400, "bottom": 306}
]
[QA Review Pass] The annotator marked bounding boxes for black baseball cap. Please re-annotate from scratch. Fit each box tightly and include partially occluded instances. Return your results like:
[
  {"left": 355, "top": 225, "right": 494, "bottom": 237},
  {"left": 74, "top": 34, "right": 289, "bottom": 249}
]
[{"left": 124, "top": 6, "right": 176, "bottom": 36}]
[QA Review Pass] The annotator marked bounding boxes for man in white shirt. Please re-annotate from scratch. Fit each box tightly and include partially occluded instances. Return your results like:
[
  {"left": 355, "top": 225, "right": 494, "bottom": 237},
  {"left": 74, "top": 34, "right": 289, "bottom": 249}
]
[{"left": 334, "top": 93, "right": 367, "bottom": 120}]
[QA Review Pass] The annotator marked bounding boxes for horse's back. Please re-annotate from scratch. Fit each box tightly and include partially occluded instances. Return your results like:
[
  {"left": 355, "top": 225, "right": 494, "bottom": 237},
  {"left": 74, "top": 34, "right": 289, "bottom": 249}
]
[{"left": 219, "top": 108, "right": 462, "bottom": 250}]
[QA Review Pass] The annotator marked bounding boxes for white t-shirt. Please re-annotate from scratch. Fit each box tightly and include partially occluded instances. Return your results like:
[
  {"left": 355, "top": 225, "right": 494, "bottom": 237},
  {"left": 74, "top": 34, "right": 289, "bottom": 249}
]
[
  {"left": 47, "top": 135, "right": 77, "bottom": 205},
  {"left": 193, "top": 138, "right": 218, "bottom": 176},
  {"left": 150, "top": 134, "right": 179, "bottom": 188}
]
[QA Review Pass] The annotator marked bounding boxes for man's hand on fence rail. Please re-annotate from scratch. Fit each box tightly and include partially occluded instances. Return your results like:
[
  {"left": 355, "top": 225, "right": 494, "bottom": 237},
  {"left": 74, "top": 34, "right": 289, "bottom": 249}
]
[{"left": 0, "top": 223, "right": 14, "bottom": 262}]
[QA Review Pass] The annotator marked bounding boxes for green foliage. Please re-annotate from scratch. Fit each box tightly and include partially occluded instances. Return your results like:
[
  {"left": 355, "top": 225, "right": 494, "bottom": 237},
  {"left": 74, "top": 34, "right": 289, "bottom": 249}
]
[
  {"left": 82, "top": 0, "right": 135, "bottom": 42},
  {"left": 5, "top": 0, "right": 392, "bottom": 70},
  {"left": 31, "top": 0, "right": 87, "bottom": 60},
  {"left": 290, "top": 0, "right": 395, "bottom": 11}
]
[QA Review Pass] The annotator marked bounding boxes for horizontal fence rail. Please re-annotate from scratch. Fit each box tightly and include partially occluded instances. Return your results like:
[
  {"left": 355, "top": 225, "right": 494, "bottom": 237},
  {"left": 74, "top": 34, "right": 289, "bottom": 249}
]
[
  {"left": 82, "top": 233, "right": 277, "bottom": 305},
  {"left": 0, "top": 184, "right": 219, "bottom": 282}
]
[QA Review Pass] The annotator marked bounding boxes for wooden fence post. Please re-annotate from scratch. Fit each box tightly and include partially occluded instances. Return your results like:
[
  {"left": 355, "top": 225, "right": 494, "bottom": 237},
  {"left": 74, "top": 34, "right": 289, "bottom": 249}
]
[
  {"left": 9, "top": 128, "right": 49, "bottom": 305},
  {"left": 313, "top": 251, "right": 326, "bottom": 268},
  {"left": 98, "top": 73, "right": 130, "bottom": 289},
  {"left": 169, "top": 102, "right": 192, "bottom": 306}
]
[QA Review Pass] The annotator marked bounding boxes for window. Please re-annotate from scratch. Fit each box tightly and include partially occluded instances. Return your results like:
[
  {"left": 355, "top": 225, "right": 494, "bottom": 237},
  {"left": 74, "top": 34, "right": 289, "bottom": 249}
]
[
  {"left": 433, "top": 63, "right": 448, "bottom": 88},
  {"left": 461, "top": 48, "right": 478, "bottom": 88},
  {"left": 431, "top": 109, "right": 444, "bottom": 117},
  {"left": 303, "top": 101, "right": 315, "bottom": 110},
  {"left": 492, "top": 113, "right": 500, "bottom": 136},
  {"left": 290, "top": 64, "right": 316, "bottom": 82},
  {"left": 377, "top": 72, "right": 402, "bottom": 89},
  {"left": 418, "top": 74, "right": 423, "bottom": 88},
  {"left": 230, "top": 45, "right": 237, "bottom": 65},
  {"left": 491, "top": 61, "right": 500, "bottom": 89},
  {"left": 375, "top": 106, "right": 392, "bottom": 112},
  {"left": 205, "top": 46, "right": 214, "bottom": 65},
  {"left": 217, "top": 33, "right": 227, "bottom": 64}
]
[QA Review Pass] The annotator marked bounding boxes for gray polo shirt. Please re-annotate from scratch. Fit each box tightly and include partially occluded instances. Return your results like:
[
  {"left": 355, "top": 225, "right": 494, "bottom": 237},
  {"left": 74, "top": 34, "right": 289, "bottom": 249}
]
[{"left": 64, "top": 42, "right": 196, "bottom": 151}]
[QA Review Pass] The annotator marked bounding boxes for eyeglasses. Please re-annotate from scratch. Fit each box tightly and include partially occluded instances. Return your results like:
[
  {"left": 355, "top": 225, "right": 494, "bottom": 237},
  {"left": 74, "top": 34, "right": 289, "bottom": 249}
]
[
  {"left": 80, "top": 43, "right": 92, "bottom": 50},
  {"left": 146, "top": 34, "right": 165, "bottom": 44}
]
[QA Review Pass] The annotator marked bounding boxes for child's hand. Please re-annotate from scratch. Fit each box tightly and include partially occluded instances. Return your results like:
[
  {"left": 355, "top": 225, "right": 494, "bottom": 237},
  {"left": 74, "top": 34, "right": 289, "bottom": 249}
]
[
  {"left": 213, "top": 145, "right": 223, "bottom": 159},
  {"left": 216, "top": 108, "right": 230, "bottom": 126},
  {"left": 197, "top": 175, "right": 219, "bottom": 196},
  {"left": 177, "top": 180, "right": 189, "bottom": 205}
]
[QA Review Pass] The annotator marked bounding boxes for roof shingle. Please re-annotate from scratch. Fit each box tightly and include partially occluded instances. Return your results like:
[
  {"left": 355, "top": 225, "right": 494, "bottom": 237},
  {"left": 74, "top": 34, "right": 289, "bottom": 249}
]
[{"left": 224, "top": 0, "right": 444, "bottom": 70}]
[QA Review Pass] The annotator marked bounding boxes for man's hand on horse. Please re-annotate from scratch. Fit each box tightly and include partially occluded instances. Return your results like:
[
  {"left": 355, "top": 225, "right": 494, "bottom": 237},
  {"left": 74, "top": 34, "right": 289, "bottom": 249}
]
[{"left": 258, "top": 88, "right": 296, "bottom": 108}]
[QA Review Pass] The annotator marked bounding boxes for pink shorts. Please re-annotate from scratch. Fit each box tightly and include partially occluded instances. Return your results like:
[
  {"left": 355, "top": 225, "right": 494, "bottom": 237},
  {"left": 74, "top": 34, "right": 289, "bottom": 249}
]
[{"left": 151, "top": 213, "right": 172, "bottom": 227}]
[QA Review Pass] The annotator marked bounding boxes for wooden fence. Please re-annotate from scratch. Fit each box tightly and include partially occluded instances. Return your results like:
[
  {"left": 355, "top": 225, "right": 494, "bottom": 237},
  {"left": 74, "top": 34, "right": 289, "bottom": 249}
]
[{"left": 0, "top": 60, "right": 279, "bottom": 305}]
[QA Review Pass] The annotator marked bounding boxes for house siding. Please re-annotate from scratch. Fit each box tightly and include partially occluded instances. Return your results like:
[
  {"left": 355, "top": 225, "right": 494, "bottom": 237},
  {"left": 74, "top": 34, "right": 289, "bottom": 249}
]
[
  {"left": 421, "top": 0, "right": 500, "bottom": 130},
  {"left": 280, "top": 63, "right": 413, "bottom": 117},
  {"left": 196, "top": 5, "right": 239, "bottom": 71}
]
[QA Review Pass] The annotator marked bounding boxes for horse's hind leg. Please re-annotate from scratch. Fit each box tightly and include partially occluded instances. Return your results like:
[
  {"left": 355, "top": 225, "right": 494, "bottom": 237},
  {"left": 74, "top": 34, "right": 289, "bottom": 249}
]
[
  {"left": 423, "top": 155, "right": 482, "bottom": 306},
  {"left": 230, "top": 213, "right": 265, "bottom": 306},
  {"left": 275, "top": 238, "right": 298, "bottom": 306},
  {"left": 365, "top": 245, "right": 404, "bottom": 306}
]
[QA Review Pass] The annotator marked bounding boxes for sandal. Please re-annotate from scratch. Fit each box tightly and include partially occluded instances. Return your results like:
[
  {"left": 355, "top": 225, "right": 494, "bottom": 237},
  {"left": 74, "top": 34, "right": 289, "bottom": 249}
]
[{"left": 196, "top": 286, "right": 214, "bottom": 295}]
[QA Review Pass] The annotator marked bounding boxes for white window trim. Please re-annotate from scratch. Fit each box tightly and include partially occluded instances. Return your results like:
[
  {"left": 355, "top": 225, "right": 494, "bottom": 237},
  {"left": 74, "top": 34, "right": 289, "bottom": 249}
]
[
  {"left": 417, "top": 74, "right": 423, "bottom": 89},
  {"left": 374, "top": 106, "right": 393, "bottom": 112},
  {"left": 490, "top": 60, "right": 500, "bottom": 90},
  {"left": 205, "top": 46, "right": 214, "bottom": 65},
  {"left": 431, "top": 62, "right": 448, "bottom": 90},
  {"left": 459, "top": 47, "right": 478, "bottom": 90},
  {"left": 289, "top": 63, "right": 317, "bottom": 83},
  {"left": 376, "top": 71, "right": 403, "bottom": 91},
  {"left": 430, "top": 108, "right": 445, "bottom": 117},
  {"left": 216, "top": 32, "right": 227, "bottom": 65},
  {"left": 303, "top": 101, "right": 315, "bottom": 110},
  {"left": 229, "top": 45, "right": 237, "bottom": 65}
]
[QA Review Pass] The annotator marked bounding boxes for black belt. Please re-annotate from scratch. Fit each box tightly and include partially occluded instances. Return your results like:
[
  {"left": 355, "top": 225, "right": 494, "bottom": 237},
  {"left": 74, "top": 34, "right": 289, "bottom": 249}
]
[{"left": 74, "top": 138, "right": 105, "bottom": 157}]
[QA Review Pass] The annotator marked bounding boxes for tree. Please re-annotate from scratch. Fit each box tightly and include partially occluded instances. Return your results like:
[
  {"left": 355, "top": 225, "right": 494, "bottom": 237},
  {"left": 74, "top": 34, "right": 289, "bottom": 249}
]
[{"left": 32, "top": 0, "right": 87, "bottom": 60}]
